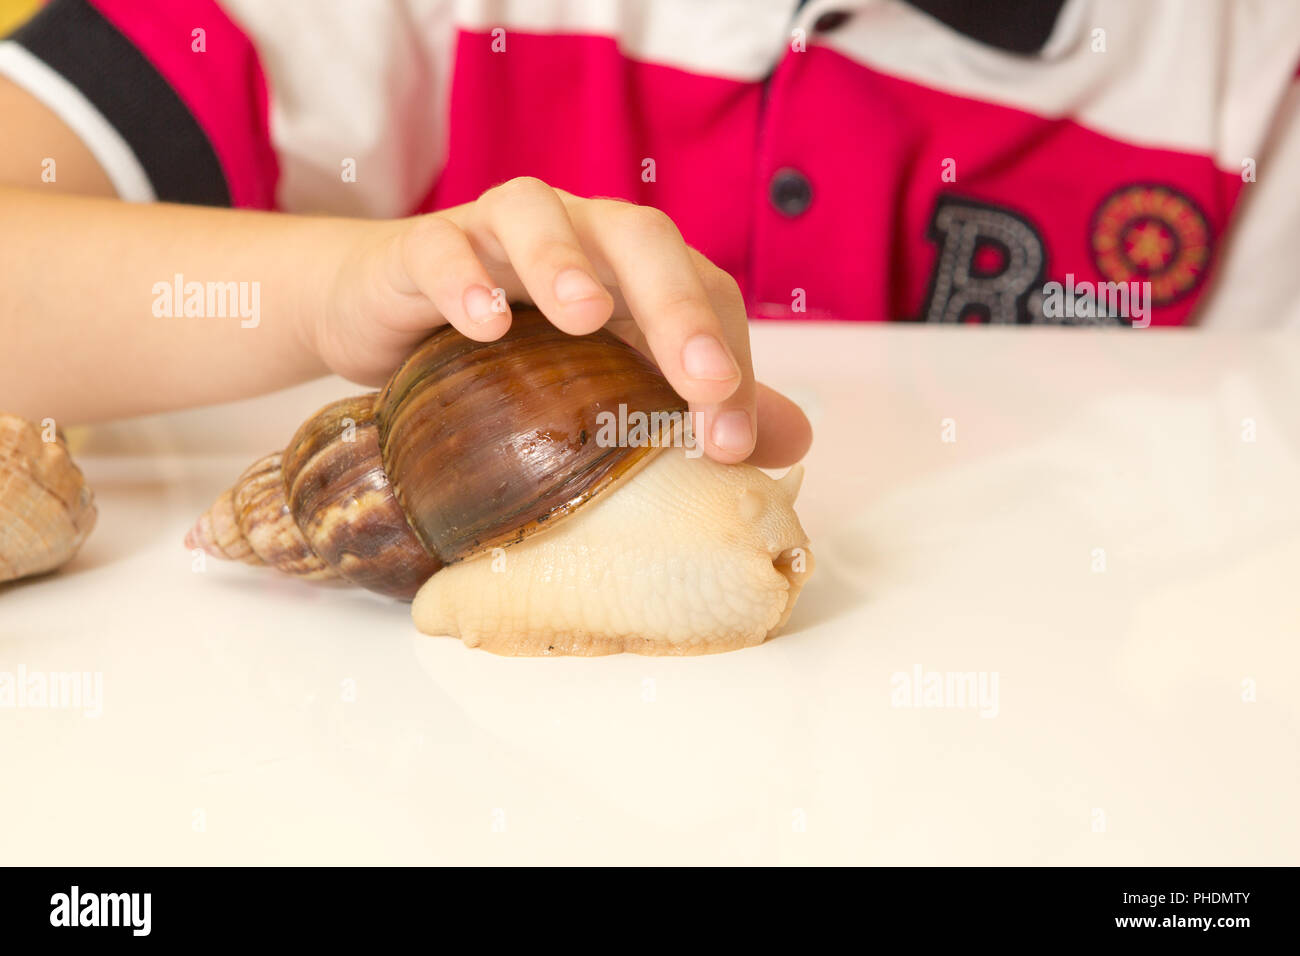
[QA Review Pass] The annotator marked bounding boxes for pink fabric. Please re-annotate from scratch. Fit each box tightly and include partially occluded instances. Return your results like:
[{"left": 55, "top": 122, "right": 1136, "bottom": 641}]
[
  {"left": 69, "top": 11, "right": 1247, "bottom": 325},
  {"left": 426, "top": 31, "right": 762, "bottom": 287},
  {"left": 89, "top": 0, "right": 278, "bottom": 209},
  {"left": 754, "top": 45, "right": 1242, "bottom": 326},
  {"left": 427, "top": 31, "right": 1243, "bottom": 326}
]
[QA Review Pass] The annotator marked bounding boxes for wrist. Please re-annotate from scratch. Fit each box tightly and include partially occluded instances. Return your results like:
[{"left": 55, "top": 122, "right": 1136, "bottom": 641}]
[{"left": 289, "top": 215, "right": 384, "bottom": 376}]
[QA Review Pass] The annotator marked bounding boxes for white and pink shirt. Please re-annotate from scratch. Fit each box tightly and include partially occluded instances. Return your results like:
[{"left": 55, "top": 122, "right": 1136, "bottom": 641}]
[{"left": 3, "top": 0, "right": 1299, "bottom": 326}]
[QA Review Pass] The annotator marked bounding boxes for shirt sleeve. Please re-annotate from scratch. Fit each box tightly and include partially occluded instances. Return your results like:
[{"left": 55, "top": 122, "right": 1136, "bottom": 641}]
[
  {"left": 1196, "top": 71, "right": 1300, "bottom": 329},
  {"left": 0, "top": 0, "right": 278, "bottom": 207}
]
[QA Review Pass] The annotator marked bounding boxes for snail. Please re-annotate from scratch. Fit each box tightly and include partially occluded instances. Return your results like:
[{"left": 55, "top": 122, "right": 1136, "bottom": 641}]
[
  {"left": 187, "top": 310, "right": 813, "bottom": 656},
  {"left": 0, "top": 414, "right": 97, "bottom": 583}
]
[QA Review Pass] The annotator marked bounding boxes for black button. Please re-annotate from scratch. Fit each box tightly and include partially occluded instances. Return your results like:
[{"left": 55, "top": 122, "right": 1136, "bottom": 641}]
[
  {"left": 813, "top": 11, "right": 851, "bottom": 32},
  {"left": 769, "top": 168, "right": 813, "bottom": 217}
]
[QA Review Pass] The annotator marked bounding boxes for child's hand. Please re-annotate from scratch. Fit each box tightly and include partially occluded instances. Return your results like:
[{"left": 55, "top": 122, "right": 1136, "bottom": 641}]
[{"left": 318, "top": 178, "right": 811, "bottom": 467}]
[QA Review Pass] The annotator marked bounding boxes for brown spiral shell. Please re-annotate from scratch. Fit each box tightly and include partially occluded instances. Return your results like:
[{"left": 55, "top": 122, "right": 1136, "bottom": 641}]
[
  {"left": 280, "top": 395, "right": 441, "bottom": 599},
  {"left": 376, "top": 310, "right": 686, "bottom": 564},
  {"left": 188, "top": 309, "right": 687, "bottom": 599}
]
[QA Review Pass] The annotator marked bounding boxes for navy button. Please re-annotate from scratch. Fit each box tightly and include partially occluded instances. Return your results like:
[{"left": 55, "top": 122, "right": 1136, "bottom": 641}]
[
  {"left": 769, "top": 168, "right": 813, "bottom": 217},
  {"left": 813, "top": 11, "right": 851, "bottom": 32}
]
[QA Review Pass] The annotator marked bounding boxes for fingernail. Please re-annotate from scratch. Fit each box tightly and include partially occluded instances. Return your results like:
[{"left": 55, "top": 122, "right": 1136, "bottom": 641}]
[
  {"left": 711, "top": 410, "right": 753, "bottom": 455},
  {"left": 554, "top": 268, "right": 604, "bottom": 303},
  {"left": 681, "top": 334, "right": 739, "bottom": 381},
  {"left": 463, "top": 284, "right": 500, "bottom": 324}
]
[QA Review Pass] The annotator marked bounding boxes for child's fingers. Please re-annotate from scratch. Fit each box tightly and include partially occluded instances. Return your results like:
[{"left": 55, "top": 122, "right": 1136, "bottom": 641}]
[
  {"left": 390, "top": 214, "right": 511, "bottom": 340},
  {"left": 564, "top": 198, "right": 754, "bottom": 459},
  {"left": 408, "top": 183, "right": 762, "bottom": 463},
  {"left": 472, "top": 177, "right": 614, "bottom": 334},
  {"left": 749, "top": 383, "right": 814, "bottom": 468},
  {"left": 676, "top": 251, "right": 760, "bottom": 464},
  {"left": 604, "top": 291, "right": 808, "bottom": 466}
]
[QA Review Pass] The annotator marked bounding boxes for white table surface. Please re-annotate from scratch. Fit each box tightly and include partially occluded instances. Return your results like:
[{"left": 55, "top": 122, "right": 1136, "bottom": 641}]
[{"left": 2, "top": 323, "right": 1297, "bottom": 865}]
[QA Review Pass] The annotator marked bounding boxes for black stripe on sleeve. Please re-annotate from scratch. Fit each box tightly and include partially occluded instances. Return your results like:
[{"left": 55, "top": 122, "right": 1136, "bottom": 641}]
[
  {"left": 903, "top": 0, "right": 1068, "bottom": 56},
  {"left": 11, "top": 0, "right": 232, "bottom": 205}
]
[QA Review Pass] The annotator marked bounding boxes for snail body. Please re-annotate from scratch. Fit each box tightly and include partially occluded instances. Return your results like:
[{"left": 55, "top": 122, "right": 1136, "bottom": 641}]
[
  {"left": 187, "top": 311, "right": 813, "bottom": 655},
  {"left": 413, "top": 446, "right": 810, "bottom": 655}
]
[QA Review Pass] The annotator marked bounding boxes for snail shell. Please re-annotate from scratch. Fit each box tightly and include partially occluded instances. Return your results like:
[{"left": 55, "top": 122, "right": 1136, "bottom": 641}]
[
  {"left": 0, "top": 414, "right": 97, "bottom": 583},
  {"left": 376, "top": 312, "right": 684, "bottom": 561},
  {"left": 187, "top": 310, "right": 813, "bottom": 654},
  {"left": 185, "top": 396, "right": 440, "bottom": 599}
]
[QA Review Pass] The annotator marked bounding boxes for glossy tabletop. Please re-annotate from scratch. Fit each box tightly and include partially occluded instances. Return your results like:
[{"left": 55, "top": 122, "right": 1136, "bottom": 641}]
[{"left": 3, "top": 323, "right": 1297, "bottom": 864}]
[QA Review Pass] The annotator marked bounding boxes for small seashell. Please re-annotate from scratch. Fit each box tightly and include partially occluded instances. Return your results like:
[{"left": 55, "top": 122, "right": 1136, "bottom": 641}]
[{"left": 0, "top": 414, "right": 98, "bottom": 583}]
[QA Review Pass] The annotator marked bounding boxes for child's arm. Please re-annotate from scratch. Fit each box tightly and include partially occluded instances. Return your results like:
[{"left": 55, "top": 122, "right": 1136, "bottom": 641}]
[
  {"left": 2, "top": 186, "right": 344, "bottom": 420},
  {"left": 0, "top": 87, "right": 810, "bottom": 467}
]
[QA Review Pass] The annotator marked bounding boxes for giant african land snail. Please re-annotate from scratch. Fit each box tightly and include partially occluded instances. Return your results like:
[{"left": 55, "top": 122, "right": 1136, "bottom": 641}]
[{"left": 187, "top": 311, "right": 813, "bottom": 656}]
